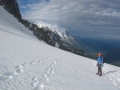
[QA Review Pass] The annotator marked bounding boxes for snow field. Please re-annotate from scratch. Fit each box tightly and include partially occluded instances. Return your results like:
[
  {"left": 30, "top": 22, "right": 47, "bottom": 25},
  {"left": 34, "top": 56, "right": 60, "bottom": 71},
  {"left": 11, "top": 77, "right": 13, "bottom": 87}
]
[
  {"left": 0, "top": 5, "right": 120, "bottom": 90},
  {"left": 0, "top": 28, "right": 65, "bottom": 90},
  {"left": 0, "top": 27, "right": 119, "bottom": 90}
]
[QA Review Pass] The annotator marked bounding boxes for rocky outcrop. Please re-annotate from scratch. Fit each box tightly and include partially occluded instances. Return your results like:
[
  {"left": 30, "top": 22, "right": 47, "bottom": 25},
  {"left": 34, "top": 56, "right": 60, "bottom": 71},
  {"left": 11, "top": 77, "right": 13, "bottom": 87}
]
[
  {"left": 20, "top": 19, "right": 90, "bottom": 58},
  {"left": 0, "top": 0, "right": 21, "bottom": 20}
]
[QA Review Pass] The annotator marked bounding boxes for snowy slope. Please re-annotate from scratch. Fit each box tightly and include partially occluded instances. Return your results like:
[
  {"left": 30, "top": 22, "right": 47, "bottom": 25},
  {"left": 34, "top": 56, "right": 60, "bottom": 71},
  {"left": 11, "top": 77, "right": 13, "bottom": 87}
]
[
  {"left": 0, "top": 6, "right": 37, "bottom": 41},
  {"left": 0, "top": 6, "right": 120, "bottom": 90}
]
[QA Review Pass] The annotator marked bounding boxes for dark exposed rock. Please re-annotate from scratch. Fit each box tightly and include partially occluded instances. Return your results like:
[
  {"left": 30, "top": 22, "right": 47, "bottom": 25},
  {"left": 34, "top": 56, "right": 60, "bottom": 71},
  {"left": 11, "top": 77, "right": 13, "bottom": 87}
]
[
  {"left": 20, "top": 19, "right": 90, "bottom": 57},
  {"left": 0, "top": 0, "right": 21, "bottom": 20}
]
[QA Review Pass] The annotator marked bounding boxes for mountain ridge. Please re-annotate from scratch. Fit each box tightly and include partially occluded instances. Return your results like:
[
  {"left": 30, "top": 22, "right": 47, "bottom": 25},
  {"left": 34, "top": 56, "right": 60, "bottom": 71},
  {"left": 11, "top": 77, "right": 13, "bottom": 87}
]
[{"left": 0, "top": 0, "right": 120, "bottom": 66}]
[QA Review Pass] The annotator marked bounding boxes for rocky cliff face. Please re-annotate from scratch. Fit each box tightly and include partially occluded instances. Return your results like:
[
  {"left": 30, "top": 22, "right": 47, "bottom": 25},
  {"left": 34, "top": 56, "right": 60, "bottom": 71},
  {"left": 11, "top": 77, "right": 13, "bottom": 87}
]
[
  {"left": 0, "top": 0, "right": 21, "bottom": 20},
  {"left": 20, "top": 20, "right": 89, "bottom": 58}
]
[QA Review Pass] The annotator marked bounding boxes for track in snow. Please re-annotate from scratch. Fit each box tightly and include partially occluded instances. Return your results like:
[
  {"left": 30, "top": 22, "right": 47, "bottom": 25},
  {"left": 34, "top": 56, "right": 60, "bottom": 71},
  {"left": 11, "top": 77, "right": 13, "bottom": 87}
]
[
  {"left": 0, "top": 54, "right": 65, "bottom": 90},
  {"left": 32, "top": 56, "right": 65, "bottom": 90},
  {"left": 0, "top": 56, "right": 53, "bottom": 81},
  {"left": 93, "top": 61, "right": 120, "bottom": 89}
]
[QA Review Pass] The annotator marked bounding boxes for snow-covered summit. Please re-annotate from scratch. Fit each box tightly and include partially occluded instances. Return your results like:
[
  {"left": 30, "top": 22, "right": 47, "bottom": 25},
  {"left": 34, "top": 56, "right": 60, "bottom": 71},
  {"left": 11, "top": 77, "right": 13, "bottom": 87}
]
[
  {"left": 36, "top": 22, "right": 68, "bottom": 38},
  {"left": 0, "top": 5, "right": 120, "bottom": 90}
]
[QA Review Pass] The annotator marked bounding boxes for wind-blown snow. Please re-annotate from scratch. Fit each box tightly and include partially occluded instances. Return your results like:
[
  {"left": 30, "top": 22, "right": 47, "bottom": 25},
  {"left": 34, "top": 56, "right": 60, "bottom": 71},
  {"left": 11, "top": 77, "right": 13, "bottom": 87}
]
[
  {"left": 0, "top": 6, "right": 120, "bottom": 90},
  {"left": 36, "top": 22, "right": 67, "bottom": 38}
]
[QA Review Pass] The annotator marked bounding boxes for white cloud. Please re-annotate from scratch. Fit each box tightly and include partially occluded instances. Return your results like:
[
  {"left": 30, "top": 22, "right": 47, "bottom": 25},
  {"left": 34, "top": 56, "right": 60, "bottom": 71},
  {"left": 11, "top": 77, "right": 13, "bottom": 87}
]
[
  {"left": 20, "top": 6, "right": 27, "bottom": 9},
  {"left": 21, "top": 0, "right": 120, "bottom": 40}
]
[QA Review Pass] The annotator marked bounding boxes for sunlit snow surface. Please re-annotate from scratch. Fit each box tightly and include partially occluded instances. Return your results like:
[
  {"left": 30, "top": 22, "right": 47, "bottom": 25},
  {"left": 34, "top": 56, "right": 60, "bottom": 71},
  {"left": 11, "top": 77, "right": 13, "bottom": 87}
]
[{"left": 0, "top": 6, "right": 120, "bottom": 90}]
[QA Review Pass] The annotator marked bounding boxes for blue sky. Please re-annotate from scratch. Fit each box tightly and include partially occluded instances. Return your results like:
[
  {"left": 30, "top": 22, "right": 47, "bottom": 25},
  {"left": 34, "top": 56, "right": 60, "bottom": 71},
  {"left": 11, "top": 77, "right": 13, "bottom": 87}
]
[{"left": 17, "top": 0, "right": 120, "bottom": 40}]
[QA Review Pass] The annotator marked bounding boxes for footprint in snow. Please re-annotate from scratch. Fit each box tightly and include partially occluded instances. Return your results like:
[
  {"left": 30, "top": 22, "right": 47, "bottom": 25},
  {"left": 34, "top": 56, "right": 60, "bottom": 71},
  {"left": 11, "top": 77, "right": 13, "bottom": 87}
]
[
  {"left": 32, "top": 76, "right": 45, "bottom": 90},
  {"left": 0, "top": 75, "right": 12, "bottom": 81},
  {"left": 0, "top": 72, "right": 16, "bottom": 81},
  {"left": 32, "top": 83, "right": 45, "bottom": 90},
  {"left": 5, "top": 72, "right": 18, "bottom": 76},
  {"left": 22, "top": 62, "right": 28, "bottom": 66},
  {"left": 113, "top": 81, "right": 118, "bottom": 86},
  {"left": 16, "top": 68, "right": 24, "bottom": 73},
  {"left": 107, "top": 71, "right": 120, "bottom": 89},
  {"left": 37, "top": 60, "right": 42, "bottom": 63},
  {"left": 32, "top": 79, "right": 40, "bottom": 87},
  {"left": 15, "top": 65, "right": 23, "bottom": 69},
  {"left": 30, "top": 61, "right": 36, "bottom": 65}
]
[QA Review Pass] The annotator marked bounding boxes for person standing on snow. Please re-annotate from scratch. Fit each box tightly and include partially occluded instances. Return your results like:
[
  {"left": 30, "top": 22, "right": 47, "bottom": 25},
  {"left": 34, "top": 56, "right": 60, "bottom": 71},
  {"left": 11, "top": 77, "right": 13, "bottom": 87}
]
[{"left": 96, "top": 53, "right": 103, "bottom": 76}]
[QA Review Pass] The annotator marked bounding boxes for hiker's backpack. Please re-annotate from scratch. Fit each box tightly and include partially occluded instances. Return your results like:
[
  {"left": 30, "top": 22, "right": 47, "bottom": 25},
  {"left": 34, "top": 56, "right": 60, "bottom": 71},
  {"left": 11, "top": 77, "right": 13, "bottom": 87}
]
[{"left": 103, "top": 57, "right": 106, "bottom": 63}]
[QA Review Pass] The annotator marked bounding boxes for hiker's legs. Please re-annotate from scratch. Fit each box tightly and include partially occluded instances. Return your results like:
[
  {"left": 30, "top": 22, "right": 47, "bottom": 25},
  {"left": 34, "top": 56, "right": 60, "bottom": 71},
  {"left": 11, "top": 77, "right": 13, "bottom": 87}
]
[
  {"left": 97, "top": 66, "right": 99, "bottom": 74},
  {"left": 98, "top": 65, "right": 102, "bottom": 75}
]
